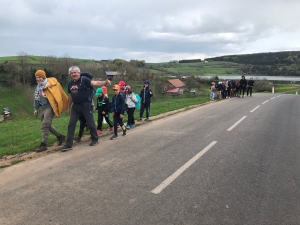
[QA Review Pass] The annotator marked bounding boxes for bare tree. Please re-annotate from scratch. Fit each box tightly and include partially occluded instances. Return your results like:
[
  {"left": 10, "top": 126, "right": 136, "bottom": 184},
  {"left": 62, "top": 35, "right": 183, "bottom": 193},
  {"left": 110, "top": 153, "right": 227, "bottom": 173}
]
[{"left": 17, "top": 51, "right": 30, "bottom": 85}]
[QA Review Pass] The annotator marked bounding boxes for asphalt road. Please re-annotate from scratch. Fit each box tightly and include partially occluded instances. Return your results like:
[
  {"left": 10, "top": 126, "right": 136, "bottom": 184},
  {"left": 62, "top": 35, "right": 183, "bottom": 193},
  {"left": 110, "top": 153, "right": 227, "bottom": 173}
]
[{"left": 1, "top": 93, "right": 300, "bottom": 225}]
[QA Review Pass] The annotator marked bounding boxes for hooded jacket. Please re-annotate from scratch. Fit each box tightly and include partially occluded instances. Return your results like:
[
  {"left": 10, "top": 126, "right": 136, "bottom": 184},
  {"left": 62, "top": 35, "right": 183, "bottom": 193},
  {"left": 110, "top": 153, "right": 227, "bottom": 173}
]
[
  {"left": 43, "top": 78, "right": 68, "bottom": 116},
  {"left": 140, "top": 86, "right": 153, "bottom": 104}
]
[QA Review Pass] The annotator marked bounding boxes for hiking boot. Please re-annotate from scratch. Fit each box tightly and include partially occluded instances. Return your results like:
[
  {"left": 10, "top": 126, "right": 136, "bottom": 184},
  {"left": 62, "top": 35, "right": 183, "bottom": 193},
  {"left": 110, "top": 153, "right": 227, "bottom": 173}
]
[
  {"left": 110, "top": 134, "right": 118, "bottom": 140},
  {"left": 97, "top": 130, "right": 102, "bottom": 135},
  {"left": 130, "top": 124, "right": 135, "bottom": 128},
  {"left": 137, "top": 118, "right": 142, "bottom": 121},
  {"left": 90, "top": 140, "right": 99, "bottom": 146},
  {"left": 73, "top": 136, "right": 81, "bottom": 142},
  {"left": 57, "top": 134, "right": 65, "bottom": 146},
  {"left": 60, "top": 145, "right": 72, "bottom": 152},
  {"left": 145, "top": 118, "right": 149, "bottom": 121},
  {"left": 126, "top": 124, "right": 131, "bottom": 130},
  {"left": 109, "top": 127, "right": 113, "bottom": 131},
  {"left": 35, "top": 143, "right": 47, "bottom": 153},
  {"left": 122, "top": 129, "right": 127, "bottom": 136}
]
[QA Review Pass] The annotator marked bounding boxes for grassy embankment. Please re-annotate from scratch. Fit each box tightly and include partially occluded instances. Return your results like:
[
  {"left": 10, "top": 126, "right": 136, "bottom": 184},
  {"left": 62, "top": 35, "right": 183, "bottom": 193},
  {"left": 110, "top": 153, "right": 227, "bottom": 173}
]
[{"left": 0, "top": 85, "right": 210, "bottom": 158}]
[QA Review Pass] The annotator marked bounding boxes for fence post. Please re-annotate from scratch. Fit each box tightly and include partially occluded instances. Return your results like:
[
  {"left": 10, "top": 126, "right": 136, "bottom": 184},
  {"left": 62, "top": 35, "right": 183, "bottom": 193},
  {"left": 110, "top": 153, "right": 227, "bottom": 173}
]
[{"left": 272, "top": 85, "right": 274, "bottom": 94}]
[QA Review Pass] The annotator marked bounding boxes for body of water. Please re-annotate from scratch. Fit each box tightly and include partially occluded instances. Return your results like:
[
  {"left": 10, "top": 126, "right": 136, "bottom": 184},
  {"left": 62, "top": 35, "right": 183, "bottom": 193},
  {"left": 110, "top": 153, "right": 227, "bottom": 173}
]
[{"left": 199, "top": 75, "right": 300, "bottom": 82}]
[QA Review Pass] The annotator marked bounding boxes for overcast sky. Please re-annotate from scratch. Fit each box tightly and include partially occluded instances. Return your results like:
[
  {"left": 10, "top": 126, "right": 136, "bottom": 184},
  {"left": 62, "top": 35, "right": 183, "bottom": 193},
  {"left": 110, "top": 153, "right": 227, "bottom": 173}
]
[{"left": 1, "top": 0, "right": 300, "bottom": 62}]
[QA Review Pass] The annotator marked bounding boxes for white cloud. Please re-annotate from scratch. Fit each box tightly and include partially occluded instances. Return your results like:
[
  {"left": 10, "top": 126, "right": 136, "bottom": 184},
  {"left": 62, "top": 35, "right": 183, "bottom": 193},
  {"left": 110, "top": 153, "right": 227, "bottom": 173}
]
[{"left": 1, "top": 0, "right": 300, "bottom": 62}]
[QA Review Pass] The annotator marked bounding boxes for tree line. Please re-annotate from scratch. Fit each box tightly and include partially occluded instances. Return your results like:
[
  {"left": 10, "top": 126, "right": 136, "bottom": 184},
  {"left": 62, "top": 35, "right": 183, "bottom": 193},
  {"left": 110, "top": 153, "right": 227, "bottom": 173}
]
[
  {"left": 0, "top": 52, "right": 150, "bottom": 88},
  {"left": 205, "top": 51, "right": 300, "bottom": 76}
]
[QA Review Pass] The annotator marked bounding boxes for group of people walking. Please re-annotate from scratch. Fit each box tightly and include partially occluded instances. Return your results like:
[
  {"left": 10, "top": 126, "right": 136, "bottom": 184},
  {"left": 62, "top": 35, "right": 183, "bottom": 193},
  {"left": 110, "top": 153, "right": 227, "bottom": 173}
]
[
  {"left": 33, "top": 66, "right": 153, "bottom": 153},
  {"left": 210, "top": 76, "right": 255, "bottom": 100}
]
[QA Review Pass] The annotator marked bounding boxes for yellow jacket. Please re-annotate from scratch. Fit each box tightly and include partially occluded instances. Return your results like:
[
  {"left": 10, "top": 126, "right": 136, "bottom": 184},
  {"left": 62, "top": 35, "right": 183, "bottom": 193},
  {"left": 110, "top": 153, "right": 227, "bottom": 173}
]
[{"left": 44, "top": 78, "right": 68, "bottom": 117}]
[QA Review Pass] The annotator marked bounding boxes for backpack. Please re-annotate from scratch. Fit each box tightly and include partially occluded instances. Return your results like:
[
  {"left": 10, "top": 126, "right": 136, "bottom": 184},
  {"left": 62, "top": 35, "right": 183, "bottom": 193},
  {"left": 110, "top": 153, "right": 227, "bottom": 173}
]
[
  {"left": 134, "top": 93, "right": 141, "bottom": 109},
  {"left": 80, "top": 72, "right": 96, "bottom": 102}
]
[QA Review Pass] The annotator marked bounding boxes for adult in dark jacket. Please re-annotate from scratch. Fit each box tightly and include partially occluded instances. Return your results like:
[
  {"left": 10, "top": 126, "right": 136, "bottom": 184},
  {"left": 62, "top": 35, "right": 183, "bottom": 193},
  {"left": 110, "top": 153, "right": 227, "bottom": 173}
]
[
  {"left": 138, "top": 80, "right": 153, "bottom": 121},
  {"left": 239, "top": 75, "right": 247, "bottom": 98},
  {"left": 60, "top": 66, "right": 111, "bottom": 152},
  {"left": 247, "top": 77, "right": 255, "bottom": 97}
]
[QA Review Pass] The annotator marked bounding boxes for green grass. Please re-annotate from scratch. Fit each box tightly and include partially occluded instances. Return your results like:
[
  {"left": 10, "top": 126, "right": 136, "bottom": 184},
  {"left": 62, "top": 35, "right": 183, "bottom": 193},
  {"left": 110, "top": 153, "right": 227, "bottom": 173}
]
[
  {"left": 274, "top": 84, "right": 300, "bottom": 93},
  {"left": 148, "top": 61, "right": 239, "bottom": 75},
  {"left": 0, "top": 85, "right": 210, "bottom": 158}
]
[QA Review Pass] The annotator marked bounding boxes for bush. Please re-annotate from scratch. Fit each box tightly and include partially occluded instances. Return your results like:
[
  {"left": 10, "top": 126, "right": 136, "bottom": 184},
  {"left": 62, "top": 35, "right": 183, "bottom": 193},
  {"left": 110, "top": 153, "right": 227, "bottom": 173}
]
[{"left": 255, "top": 78, "right": 272, "bottom": 92}]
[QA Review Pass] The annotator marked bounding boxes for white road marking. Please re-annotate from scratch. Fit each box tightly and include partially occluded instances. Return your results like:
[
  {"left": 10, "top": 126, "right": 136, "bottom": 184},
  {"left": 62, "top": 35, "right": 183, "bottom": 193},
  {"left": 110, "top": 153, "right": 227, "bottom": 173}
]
[
  {"left": 262, "top": 100, "right": 269, "bottom": 104},
  {"left": 227, "top": 116, "right": 247, "bottom": 131},
  {"left": 250, "top": 105, "right": 260, "bottom": 113},
  {"left": 151, "top": 141, "right": 217, "bottom": 195},
  {"left": 270, "top": 97, "right": 276, "bottom": 100}
]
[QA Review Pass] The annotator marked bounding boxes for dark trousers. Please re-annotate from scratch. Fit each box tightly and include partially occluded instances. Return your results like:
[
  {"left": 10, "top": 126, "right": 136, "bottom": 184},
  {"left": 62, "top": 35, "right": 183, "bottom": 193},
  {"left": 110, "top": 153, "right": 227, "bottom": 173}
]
[
  {"left": 113, "top": 113, "right": 125, "bottom": 135},
  {"left": 127, "top": 107, "right": 135, "bottom": 125},
  {"left": 140, "top": 102, "right": 150, "bottom": 119},
  {"left": 66, "top": 102, "right": 98, "bottom": 147},
  {"left": 97, "top": 113, "right": 113, "bottom": 130},
  {"left": 78, "top": 117, "right": 86, "bottom": 138},
  {"left": 239, "top": 86, "right": 246, "bottom": 96},
  {"left": 247, "top": 87, "right": 253, "bottom": 96}
]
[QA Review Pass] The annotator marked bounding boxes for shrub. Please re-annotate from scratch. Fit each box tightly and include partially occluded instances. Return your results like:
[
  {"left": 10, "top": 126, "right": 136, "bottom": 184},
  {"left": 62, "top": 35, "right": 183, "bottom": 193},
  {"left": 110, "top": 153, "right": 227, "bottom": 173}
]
[{"left": 255, "top": 78, "right": 272, "bottom": 92}]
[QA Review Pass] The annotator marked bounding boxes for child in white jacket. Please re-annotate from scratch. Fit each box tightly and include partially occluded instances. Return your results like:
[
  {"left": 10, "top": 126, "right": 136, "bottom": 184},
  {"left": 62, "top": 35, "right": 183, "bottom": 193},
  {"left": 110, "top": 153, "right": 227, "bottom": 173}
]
[{"left": 125, "top": 85, "right": 137, "bottom": 129}]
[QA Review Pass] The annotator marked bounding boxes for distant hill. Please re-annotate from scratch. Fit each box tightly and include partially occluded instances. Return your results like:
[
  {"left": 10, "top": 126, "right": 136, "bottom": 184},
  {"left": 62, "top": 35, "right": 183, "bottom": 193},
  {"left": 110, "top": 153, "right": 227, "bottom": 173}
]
[{"left": 205, "top": 51, "right": 300, "bottom": 76}]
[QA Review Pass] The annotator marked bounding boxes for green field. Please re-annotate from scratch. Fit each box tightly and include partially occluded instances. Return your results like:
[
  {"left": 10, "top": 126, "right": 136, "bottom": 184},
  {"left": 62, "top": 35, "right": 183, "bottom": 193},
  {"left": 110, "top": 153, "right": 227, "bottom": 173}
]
[{"left": 148, "top": 61, "right": 239, "bottom": 75}]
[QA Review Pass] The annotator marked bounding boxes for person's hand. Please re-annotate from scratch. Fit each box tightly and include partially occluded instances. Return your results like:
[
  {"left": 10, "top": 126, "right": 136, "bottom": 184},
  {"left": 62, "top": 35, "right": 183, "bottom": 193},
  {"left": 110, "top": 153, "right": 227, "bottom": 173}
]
[
  {"left": 120, "top": 114, "right": 123, "bottom": 119},
  {"left": 66, "top": 108, "right": 70, "bottom": 115},
  {"left": 105, "top": 79, "right": 111, "bottom": 85},
  {"left": 34, "top": 110, "right": 38, "bottom": 116},
  {"left": 102, "top": 111, "right": 106, "bottom": 115}
]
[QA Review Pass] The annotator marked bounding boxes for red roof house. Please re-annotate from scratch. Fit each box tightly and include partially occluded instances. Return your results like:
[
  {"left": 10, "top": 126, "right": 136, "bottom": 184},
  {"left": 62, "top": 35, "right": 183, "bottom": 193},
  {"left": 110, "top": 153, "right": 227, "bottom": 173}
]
[{"left": 162, "top": 79, "right": 186, "bottom": 95}]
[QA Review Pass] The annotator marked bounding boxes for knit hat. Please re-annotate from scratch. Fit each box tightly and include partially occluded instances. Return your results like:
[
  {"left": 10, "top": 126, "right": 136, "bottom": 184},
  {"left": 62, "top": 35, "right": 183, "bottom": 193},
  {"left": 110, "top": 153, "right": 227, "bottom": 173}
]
[
  {"left": 125, "top": 85, "right": 131, "bottom": 92},
  {"left": 95, "top": 88, "right": 103, "bottom": 96},
  {"left": 35, "top": 70, "right": 46, "bottom": 79},
  {"left": 144, "top": 80, "right": 150, "bottom": 85},
  {"left": 118, "top": 80, "right": 125, "bottom": 87},
  {"left": 101, "top": 86, "right": 108, "bottom": 95}
]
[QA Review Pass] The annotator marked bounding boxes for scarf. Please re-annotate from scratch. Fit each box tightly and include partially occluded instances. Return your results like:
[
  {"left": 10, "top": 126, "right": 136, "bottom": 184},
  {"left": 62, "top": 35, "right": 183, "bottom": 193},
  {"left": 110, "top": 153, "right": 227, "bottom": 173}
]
[{"left": 34, "top": 78, "right": 48, "bottom": 101}]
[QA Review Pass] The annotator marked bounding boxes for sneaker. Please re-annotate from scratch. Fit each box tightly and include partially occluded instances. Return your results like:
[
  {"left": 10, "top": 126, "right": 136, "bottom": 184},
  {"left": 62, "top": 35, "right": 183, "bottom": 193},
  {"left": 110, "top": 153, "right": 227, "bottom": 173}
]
[
  {"left": 145, "top": 118, "right": 149, "bottom": 121},
  {"left": 109, "top": 127, "right": 113, "bottom": 131},
  {"left": 122, "top": 129, "right": 127, "bottom": 136},
  {"left": 126, "top": 124, "right": 131, "bottom": 129},
  {"left": 90, "top": 140, "right": 99, "bottom": 146},
  {"left": 35, "top": 143, "right": 47, "bottom": 153},
  {"left": 57, "top": 134, "right": 65, "bottom": 146},
  {"left": 97, "top": 130, "right": 102, "bottom": 135},
  {"left": 73, "top": 136, "right": 81, "bottom": 142},
  {"left": 110, "top": 134, "right": 118, "bottom": 140},
  {"left": 131, "top": 124, "right": 135, "bottom": 128},
  {"left": 60, "top": 145, "right": 72, "bottom": 152},
  {"left": 137, "top": 118, "right": 142, "bottom": 121}
]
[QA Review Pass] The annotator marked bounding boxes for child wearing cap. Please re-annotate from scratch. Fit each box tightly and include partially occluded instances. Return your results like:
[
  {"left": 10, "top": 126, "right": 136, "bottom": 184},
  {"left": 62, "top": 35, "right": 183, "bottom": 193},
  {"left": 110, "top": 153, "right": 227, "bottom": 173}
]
[
  {"left": 110, "top": 84, "right": 126, "bottom": 140},
  {"left": 95, "top": 87, "right": 113, "bottom": 135}
]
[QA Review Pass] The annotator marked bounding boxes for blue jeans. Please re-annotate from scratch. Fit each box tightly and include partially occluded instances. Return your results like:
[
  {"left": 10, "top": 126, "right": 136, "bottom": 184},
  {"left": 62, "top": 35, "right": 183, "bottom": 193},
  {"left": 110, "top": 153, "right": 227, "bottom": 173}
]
[{"left": 210, "top": 91, "right": 215, "bottom": 100}]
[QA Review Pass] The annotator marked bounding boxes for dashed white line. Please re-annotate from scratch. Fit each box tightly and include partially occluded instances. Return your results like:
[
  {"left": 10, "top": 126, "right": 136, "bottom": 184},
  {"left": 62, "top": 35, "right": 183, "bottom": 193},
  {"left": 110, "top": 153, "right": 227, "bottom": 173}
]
[
  {"left": 250, "top": 105, "right": 260, "bottom": 113},
  {"left": 270, "top": 97, "right": 276, "bottom": 100},
  {"left": 262, "top": 100, "right": 269, "bottom": 104},
  {"left": 151, "top": 141, "right": 217, "bottom": 195},
  {"left": 227, "top": 116, "right": 247, "bottom": 131}
]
